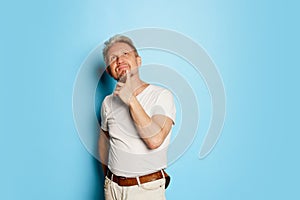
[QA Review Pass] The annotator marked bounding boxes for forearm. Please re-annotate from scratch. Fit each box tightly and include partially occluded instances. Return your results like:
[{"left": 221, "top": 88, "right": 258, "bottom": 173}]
[
  {"left": 129, "top": 96, "right": 171, "bottom": 149},
  {"left": 114, "top": 71, "right": 174, "bottom": 149},
  {"left": 98, "top": 129, "right": 110, "bottom": 176},
  {"left": 101, "top": 164, "right": 108, "bottom": 177},
  {"left": 129, "top": 96, "right": 152, "bottom": 127}
]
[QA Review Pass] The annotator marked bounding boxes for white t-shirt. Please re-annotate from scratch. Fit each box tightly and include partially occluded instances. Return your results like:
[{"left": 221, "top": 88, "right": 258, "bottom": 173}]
[{"left": 101, "top": 84, "right": 176, "bottom": 177}]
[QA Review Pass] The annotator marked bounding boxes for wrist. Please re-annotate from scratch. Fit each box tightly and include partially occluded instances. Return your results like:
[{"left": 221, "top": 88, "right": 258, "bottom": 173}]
[{"left": 128, "top": 95, "right": 137, "bottom": 108}]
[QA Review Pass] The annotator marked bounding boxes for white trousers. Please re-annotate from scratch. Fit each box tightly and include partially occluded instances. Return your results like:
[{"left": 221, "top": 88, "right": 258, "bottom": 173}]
[{"left": 104, "top": 176, "right": 166, "bottom": 200}]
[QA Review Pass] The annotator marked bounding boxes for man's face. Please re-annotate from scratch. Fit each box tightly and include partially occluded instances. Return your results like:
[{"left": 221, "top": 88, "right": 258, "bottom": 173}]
[{"left": 106, "top": 42, "right": 141, "bottom": 80}]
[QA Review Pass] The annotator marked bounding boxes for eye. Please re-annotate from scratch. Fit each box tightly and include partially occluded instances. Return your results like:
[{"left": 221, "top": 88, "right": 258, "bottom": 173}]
[
  {"left": 123, "top": 52, "right": 129, "bottom": 56},
  {"left": 110, "top": 56, "right": 117, "bottom": 62}
]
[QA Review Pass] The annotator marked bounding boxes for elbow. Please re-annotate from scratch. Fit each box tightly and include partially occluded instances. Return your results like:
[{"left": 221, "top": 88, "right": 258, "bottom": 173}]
[
  {"left": 146, "top": 138, "right": 164, "bottom": 150},
  {"left": 147, "top": 144, "right": 160, "bottom": 150},
  {"left": 144, "top": 129, "right": 171, "bottom": 150},
  {"left": 147, "top": 142, "right": 161, "bottom": 150}
]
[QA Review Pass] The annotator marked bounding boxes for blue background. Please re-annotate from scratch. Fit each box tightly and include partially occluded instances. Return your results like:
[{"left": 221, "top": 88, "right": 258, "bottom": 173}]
[{"left": 0, "top": 0, "right": 298, "bottom": 199}]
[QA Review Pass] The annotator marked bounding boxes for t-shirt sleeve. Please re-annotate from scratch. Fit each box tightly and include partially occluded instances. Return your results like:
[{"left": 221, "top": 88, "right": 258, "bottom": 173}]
[
  {"left": 150, "top": 89, "right": 176, "bottom": 123},
  {"left": 100, "top": 99, "right": 108, "bottom": 131}
]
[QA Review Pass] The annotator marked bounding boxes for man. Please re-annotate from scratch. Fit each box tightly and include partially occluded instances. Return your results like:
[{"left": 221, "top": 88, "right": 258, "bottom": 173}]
[{"left": 98, "top": 34, "right": 176, "bottom": 200}]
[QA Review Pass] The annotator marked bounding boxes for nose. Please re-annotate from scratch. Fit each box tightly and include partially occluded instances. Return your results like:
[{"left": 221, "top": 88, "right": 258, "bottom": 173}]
[{"left": 116, "top": 54, "right": 125, "bottom": 64}]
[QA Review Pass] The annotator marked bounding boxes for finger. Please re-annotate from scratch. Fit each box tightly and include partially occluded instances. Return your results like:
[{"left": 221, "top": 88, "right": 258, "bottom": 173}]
[
  {"left": 114, "top": 85, "right": 119, "bottom": 90},
  {"left": 114, "top": 86, "right": 120, "bottom": 92},
  {"left": 115, "top": 84, "right": 124, "bottom": 92},
  {"left": 115, "top": 86, "right": 121, "bottom": 91},
  {"left": 113, "top": 91, "right": 119, "bottom": 96},
  {"left": 116, "top": 82, "right": 125, "bottom": 87}
]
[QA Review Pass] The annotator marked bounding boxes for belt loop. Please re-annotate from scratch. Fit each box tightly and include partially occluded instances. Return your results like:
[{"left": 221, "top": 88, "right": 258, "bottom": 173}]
[
  {"left": 161, "top": 169, "right": 165, "bottom": 179},
  {"left": 136, "top": 176, "right": 141, "bottom": 187}
]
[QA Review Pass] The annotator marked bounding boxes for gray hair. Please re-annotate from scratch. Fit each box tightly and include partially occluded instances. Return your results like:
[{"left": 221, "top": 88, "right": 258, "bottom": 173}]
[{"left": 102, "top": 34, "right": 138, "bottom": 65}]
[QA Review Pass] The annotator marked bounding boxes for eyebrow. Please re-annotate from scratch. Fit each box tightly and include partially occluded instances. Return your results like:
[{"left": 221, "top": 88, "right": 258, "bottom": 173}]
[{"left": 108, "top": 48, "right": 135, "bottom": 58}]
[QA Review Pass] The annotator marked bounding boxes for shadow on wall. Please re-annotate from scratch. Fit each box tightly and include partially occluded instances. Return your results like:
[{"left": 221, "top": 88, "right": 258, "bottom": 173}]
[
  {"left": 92, "top": 158, "right": 104, "bottom": 200},
  {"left": 96, "top": 70, "right": 116, "bottom": 123},
  {"left": 93, "top": 64, "right": 115, "bottom": 200}
]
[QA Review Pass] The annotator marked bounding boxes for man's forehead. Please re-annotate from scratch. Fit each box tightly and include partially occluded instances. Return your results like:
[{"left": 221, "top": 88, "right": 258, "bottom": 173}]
[{"left": 107, "top": 42, "right": 135, "bottom": 56}]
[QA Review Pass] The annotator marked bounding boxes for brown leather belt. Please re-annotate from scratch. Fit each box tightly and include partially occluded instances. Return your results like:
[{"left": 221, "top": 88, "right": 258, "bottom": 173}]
[{"left": 107, "top": 169, "right": 167, "bottom": 187}]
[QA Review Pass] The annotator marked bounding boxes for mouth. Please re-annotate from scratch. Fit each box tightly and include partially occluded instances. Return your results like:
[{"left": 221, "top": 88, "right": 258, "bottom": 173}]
[{"left": 116, "top": 65, "right": 129, "bottom": 76}]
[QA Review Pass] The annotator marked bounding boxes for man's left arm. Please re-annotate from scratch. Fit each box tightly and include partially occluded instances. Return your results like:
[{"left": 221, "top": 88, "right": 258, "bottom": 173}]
[
  {"left": 113, "top": 71, "right": 174, "bottom": 149},
  {"left": 128, "top": 96, "right": 173, "bottom": 149}
]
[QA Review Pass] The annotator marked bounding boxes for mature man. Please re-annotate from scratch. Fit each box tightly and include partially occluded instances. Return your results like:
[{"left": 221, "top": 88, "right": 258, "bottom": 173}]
[{"left": 98, "top": 34, "right": 176, "bottom": 200}]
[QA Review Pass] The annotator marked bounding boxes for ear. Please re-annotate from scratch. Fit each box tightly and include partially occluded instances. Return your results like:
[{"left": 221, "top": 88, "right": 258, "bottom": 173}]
[
  {"left": 106, "top": 66, "right": 112, "bottom": 76},
  {"left": 136, "top": 56, "right": 142, "bottom": 67}
]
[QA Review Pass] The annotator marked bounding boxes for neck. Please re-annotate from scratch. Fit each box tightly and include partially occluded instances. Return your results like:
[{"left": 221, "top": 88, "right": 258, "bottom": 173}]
[
  {"left": 131, "top": 73, "right": 149, "bottom": 96},
  {"left": 133, "top": 83, "right": 149, "bottom": 96}
]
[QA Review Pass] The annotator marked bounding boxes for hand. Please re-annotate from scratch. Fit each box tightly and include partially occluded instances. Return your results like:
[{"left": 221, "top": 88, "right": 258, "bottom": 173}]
[{"left": 114, "top": 70, "right": 135, "bottom": 105}]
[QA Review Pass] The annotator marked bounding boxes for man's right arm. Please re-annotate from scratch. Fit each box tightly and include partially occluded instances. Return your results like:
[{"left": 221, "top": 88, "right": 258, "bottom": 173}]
[{"left": 98, "top": 129, "right": 110, "bottom": 176}]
